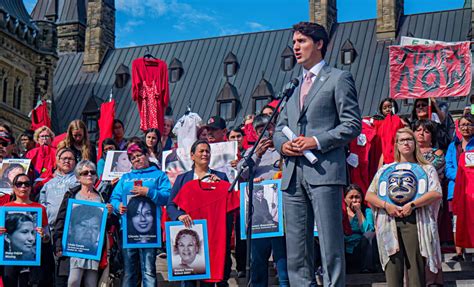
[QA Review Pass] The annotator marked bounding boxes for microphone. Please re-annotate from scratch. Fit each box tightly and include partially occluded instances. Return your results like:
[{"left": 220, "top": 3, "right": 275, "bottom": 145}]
[{"left": 280, "top": 78, "right": 300, "bottom": 100}]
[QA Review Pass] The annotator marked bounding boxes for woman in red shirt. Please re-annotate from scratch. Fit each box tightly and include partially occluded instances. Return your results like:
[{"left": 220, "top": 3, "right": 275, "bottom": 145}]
[{"left": 0, "top": 173, "right": 49, "bottom": 286}]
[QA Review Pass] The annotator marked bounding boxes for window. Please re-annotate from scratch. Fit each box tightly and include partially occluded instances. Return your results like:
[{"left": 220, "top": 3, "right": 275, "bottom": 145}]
[
  {"left": 219, "top": 101, "right": 233, "bottom": 121},
  {"left": 2, "top": 77, "right": 7, "bottom": 103},
  {"left": 216, "top": 81, "right": 239, "bottom": 121},
  {"left": 169, "top": 58, "right": 184, "bottom": 83},
  {"left": 254, "top": 98, "right": 269, "bottom": 114},
  {"left": 280, "top": 46, "right": 296, "bottom": 71},
  {"left": 13, "top": 78, "right": 21, "bottom": 110}
]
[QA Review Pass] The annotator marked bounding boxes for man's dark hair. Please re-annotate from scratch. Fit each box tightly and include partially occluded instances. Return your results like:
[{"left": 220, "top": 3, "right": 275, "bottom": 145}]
[
  {"left": 226, "top": 126, "right": 245, "bottom": 138},
  {"left": 292, "top": 22, "right": 329, "bottom": 58},
  {"left": 21, "top": 130, "right": 34, "bottom": 140}
]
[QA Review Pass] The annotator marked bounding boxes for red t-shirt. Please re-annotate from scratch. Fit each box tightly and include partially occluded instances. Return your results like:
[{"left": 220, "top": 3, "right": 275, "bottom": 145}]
[
  {"left": 173, "top": 179, "right": 240, "bottom": 282},
  {"left": 4, "top": 201, "right": 48, "bottom": 227}
]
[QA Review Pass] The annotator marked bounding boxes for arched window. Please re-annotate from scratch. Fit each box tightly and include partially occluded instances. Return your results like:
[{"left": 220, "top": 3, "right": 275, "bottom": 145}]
[
  {"left": 13, "top": 77, "right": 22, "bottom": 109},
  {"left": 2, "top": 77, "right": 7, "bottom": 103}
]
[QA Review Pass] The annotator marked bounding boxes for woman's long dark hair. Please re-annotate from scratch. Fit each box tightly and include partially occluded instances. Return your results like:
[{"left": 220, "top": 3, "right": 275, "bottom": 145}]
[
  {"left": 144, "top": 128, "right": 163, "bottom": 160},
  {"left": 126, "top": 196, "right": 157, "bottom": 238}
]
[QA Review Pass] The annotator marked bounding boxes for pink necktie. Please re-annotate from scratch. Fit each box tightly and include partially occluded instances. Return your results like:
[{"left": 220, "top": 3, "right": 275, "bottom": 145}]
[{"left": 300, "top": 72, "right": 314, "bottom": 110}]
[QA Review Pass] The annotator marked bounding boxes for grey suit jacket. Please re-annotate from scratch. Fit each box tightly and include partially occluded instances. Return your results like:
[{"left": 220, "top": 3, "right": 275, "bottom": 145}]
[{"left": 273, "top": 64, "right": 362, "bottom": 190}]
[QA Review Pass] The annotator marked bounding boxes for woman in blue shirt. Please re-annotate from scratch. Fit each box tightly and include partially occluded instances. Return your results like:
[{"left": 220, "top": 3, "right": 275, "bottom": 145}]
[{"left": 344, "top": 184, "right": 377, "bottom": 273}]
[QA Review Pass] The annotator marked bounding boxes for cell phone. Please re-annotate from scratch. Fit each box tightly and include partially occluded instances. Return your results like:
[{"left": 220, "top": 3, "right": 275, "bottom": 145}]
[
  {"left": 262, "top": 130, "right": 271, "bottom": 139},
  {"left": 134, "top": 180, "right": 142, "bottom": 187}
]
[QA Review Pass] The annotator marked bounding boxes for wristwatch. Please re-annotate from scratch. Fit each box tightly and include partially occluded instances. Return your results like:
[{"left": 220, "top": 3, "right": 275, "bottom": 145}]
[{"left": 410, "top": 202, "right": 416, "bottom": 210}]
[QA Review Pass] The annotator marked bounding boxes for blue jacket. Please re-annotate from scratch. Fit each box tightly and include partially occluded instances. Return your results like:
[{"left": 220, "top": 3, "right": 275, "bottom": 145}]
[
  {"left": 445, "top": 136, "right": 474, "bottom": 200},
  {"left": 166, "top": 169, "right": 228, "bottom": 221},
  {"left": 110, "top": 165, "right": 171, "bottom": 214}
]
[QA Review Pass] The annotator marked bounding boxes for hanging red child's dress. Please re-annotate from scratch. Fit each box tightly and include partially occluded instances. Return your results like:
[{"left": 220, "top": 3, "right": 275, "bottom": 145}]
[
  {"left": 452, "top": 152, "right": 474, "bottom": 248},
  {"left": 132, "top": 57, "right": 169, "bottom": 133}
]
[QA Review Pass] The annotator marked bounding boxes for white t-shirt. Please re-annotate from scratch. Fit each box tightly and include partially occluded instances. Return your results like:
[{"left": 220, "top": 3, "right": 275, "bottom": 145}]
[{"left": 173, "top": 112, "right": 202, "bottom": 152}]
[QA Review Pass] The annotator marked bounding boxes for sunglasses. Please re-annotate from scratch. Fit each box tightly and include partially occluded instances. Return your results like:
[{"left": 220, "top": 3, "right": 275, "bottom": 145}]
[
  {"left": 416, "top": 103, "right": 428, "bottom": 109},
  {"left": 0, "top": 141, "right": 8, "bottom": 147},
  {"left": 14, "top": 181, "right": 31, "bottom": 188},
  {"left": 79, "top": 170, "right": 97, "bottom": 176}
]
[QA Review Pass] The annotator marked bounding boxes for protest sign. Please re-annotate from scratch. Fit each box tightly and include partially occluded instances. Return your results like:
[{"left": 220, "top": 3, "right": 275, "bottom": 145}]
[{"left": 389, "top": 42, "right": 472, "bottom": 99}]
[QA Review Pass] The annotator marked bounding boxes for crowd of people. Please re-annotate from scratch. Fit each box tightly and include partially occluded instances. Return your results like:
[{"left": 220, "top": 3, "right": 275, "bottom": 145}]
[{"left": 0, "top": 21, "right": 473, "bottom": 287}]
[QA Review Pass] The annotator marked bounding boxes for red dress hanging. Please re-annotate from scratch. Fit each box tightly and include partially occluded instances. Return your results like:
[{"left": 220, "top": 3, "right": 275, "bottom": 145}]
[
  {"left": 132, "top": 58, "right": 169, "bottom": 133},
  {"left": 375, "top": 114, "right": 405, "bottom": 164},
  {"left": 97, "top": 100, "right": 115, "bottom": 161},
  {"left": 31, "top": 100, "right": 51, "bottom": 130},
  {"left": 452, "top": 152, "right": 474, "bottom": 248}
]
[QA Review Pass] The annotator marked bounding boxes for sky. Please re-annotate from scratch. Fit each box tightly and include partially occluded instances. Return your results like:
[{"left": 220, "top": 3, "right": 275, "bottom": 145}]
[{"left": 24, "top": 0, "right": 466, "bottom": 48}]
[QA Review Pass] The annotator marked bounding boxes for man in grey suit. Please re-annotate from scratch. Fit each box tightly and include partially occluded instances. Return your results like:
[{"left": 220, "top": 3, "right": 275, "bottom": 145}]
[{"left": 273, "top": 22, "right": 361, "bottom": 287}]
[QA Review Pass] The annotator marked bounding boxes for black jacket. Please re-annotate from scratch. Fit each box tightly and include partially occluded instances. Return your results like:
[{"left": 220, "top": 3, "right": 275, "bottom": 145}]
[{"left": 53, "top": 185, "right": 105, "bottom": 252}]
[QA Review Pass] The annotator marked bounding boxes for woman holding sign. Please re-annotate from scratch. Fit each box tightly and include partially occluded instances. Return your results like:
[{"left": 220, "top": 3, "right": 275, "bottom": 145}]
[
  {"left": 54, "top": 160, "right": 112, "bottom": 287},
  {"left": 110, "top": 141, "right": 171, "bottom": 287},
  {"left": 365, "top": 128, "right": 442, "bottom": 286},
  {"left": 0, "top": 173, "right": 49, "bottom": 286}
]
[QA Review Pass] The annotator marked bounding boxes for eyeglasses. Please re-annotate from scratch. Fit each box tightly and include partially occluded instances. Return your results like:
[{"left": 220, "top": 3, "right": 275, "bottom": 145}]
[
  {"left": 59, "top": 157, "right": 75, "bottom": 162},
  {"left": 39, "top": 135, "right": 51, "bottom": 139},
  {"left": 79, "top": 170, "right": 97, "bottom": 176},
  {"left": 459, "top": 124, "right": 473, "bottom": 129},
  {"left": 130, "top": 153, "right": 144, "bottom": 162},
  {"left": 14, "top": 181, "right": 31, "bottom": 188},
  {"left": 397, "top": 138, "right": 415, "bottom": 145}
]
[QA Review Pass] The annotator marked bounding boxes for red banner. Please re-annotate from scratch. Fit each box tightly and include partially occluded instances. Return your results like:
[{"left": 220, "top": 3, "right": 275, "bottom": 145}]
[{"left": 389, "top": 42, "right": 472, "bottom": 99}]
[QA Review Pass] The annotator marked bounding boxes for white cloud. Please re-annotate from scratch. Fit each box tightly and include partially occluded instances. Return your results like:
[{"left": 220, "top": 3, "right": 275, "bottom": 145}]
[
  {"left": 118, "top": 20, "right": 145, "bottom": 34},
  {"left": 116, "top": 0, "right": 168, "bottom": 17},
  {"left": 247, "top": 21, "right": 268, "bottom": 31}
]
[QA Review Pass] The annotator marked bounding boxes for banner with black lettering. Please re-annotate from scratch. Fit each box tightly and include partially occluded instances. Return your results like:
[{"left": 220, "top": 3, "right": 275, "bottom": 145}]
[{"left": 389, "top": 42, "right": 472, "bottom": 99}]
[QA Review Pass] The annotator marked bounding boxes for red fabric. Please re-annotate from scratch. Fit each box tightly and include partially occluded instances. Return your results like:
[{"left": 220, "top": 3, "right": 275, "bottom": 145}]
[
  {"left": 132, "top": 58, "right": 169, "bottom": 133},
  {"left": 452, "top": 152, "right": 474, "bottom": 248},
  {"left": 0, "top": 195, "right": 11, "bottom": 206},
  {"left": 25, "top": 145, "right": 56, "bottom": 180},
  {"left": 97, "top": 100, "right": 116, "bottom": 161},
  {"left": 173, "top": 180, "right": 240, "bottom": 282},
  {"left": 348, "top": 121, "right": 377, "bottom": 193},
  {"left": 376, "top": 114, "right": 404, "bottom": 164},
  {"left": 242, "top": 123, "right": 257, "bottom": 148},
  {"left": 30, "top": 101, "right": 51, "bottom": 130},
  {"left": 4, "top": 202, "right": 48, "bottom": 227},
  {"left": 341, "top": 199, "right": 352, "bottom": 236},
  {"left": 454, "top": 119, "right": 463, "bottom": 142},
  {"left": 51, "top": 133, "right": 66, "bottom": 148},
  {"left": 389, "top": 42, "right": 472, "bottom": 99}
]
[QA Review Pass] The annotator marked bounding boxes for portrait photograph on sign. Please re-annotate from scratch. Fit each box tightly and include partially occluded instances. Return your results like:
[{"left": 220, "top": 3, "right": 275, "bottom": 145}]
[
  {"left": 0, "top": 159, "right": 31, "bottom": 195},
  {"left": 240, "top": 180, "right": 284, "bottom": 239},
  {"left": 163, "top": 141, "right": 237, "bottom": 185},
  {"left": 102, "top": 151, "right": 132, "bottom": 180},
  {"left": 0, "top": 207, "right": 42, "bottom": 266},
  {"left": 62, "top": 199, "right": 107, "bottom": 260},
  {"left": 165, "top": 220, "right": 210, "bottom": 281},
  {"left": 122, "top": 194, "right": 161, "bottom": 248}
]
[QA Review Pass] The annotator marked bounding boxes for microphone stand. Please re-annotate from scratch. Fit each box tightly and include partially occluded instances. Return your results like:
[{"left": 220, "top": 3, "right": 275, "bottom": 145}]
[{"left": 228, "top": 79, "right": 299, "bottom": 286}]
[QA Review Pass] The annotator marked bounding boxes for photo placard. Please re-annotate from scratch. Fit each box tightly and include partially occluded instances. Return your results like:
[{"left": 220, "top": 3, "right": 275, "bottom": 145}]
[
  {"left": 102, "top": 151, "right": 132, "bottom": 181},
  {"left": 0, "top": 207, "right": 42, "bottom": 266},
  {"left": 240, "top": 180, "right": 284, "bottom": 239},
  {"left": 165, "top": 220, "right": 211, "bottom": 281},
  {"left": 122, "top": 194, "right": 161, "bottom": 248},
  {"left": 62, "top": 199, "right": 107, "bottom": 260}
]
